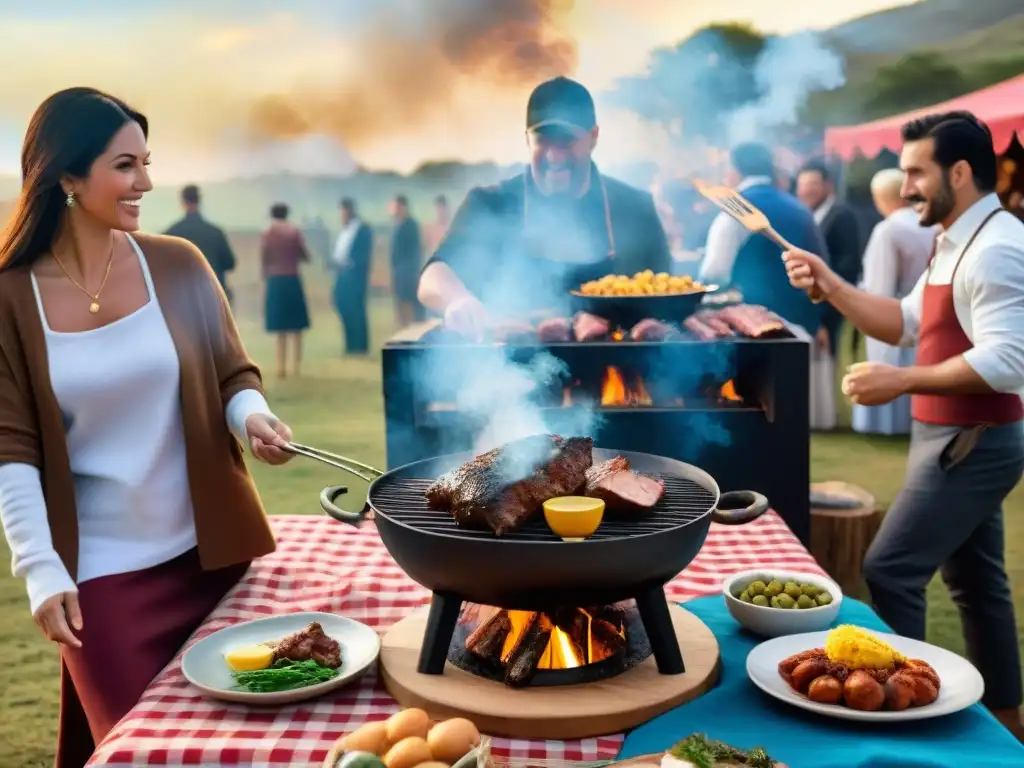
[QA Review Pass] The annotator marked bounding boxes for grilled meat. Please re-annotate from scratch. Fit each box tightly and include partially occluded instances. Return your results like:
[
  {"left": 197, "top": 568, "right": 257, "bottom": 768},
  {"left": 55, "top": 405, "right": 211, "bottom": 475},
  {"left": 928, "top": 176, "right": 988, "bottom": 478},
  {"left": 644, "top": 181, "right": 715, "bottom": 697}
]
[
  {"left": 630, "top": 318, "right": 675, "bottom": 341},
  {"left": 426, "top": 434, "right": 593, "bottom": 534},
  {"left": 537, "top": 317, "right": 573, "bottom": 342},
  {"left": 585, "top": 456, "right": 665, "bottom": 512},
  {"left": 272, "top": 621, "right": 342, "bottom": 668},
  {"left": 573, "top": 313, "right": 610, "bottom": 341}
]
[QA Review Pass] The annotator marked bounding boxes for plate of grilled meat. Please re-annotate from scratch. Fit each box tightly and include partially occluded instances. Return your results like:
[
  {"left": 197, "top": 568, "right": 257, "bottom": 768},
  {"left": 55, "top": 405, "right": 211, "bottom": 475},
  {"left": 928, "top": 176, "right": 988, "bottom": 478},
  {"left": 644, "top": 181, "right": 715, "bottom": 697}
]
[
  {"left": 182, "top": 612, "right": 381, "bottom": 704},
  {"left": 747, "top": 625, "right": 982, "bottom": 721}
]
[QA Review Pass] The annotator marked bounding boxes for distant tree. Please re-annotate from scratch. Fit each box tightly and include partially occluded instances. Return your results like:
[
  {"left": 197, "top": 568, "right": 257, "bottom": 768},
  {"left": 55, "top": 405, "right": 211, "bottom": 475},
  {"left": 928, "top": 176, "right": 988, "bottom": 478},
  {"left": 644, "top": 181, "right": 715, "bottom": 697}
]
[
  {"left": 864, "top": 52, "right": 969, "bottom": 117},
  {"left": 607, "top": 22, "right": 767, "bottom": 141}
]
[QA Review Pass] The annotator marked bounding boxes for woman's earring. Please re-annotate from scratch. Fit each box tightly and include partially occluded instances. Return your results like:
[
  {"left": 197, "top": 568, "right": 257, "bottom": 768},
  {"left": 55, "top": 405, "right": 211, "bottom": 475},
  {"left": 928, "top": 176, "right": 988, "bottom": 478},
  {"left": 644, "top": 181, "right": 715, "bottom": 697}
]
[{"left": 65, "top": 192, "right": 75, "bottom": 208}]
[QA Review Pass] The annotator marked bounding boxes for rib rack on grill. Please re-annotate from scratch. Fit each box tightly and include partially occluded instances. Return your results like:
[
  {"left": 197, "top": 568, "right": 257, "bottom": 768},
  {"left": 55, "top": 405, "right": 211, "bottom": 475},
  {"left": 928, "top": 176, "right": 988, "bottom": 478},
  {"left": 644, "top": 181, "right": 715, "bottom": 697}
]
[
  {"left": 425, "top": 434, "right": 593, "bottom": 535},
  {"left": 271, "top": 621, "right": 342, "bottom": 668}
]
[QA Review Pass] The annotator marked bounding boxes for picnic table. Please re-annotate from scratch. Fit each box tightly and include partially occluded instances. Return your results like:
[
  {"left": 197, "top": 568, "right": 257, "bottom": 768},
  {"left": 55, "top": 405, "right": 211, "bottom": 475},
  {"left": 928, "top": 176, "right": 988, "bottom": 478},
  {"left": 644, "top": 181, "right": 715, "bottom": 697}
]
[{"left": 84, "top": 514, "right": 1022, "bottom": 768}]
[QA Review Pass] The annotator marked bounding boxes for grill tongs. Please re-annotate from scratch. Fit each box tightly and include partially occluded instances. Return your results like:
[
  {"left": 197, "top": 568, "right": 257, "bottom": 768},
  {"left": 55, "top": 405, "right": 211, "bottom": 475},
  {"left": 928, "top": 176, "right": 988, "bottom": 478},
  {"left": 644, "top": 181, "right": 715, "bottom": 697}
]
[{"left": 281, "top": 442, "right": 384, "bottom": 525}]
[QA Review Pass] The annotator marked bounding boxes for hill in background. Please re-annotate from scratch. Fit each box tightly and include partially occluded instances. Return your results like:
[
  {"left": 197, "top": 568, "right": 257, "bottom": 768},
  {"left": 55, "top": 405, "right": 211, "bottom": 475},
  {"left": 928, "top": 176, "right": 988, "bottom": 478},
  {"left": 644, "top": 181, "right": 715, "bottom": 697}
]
[{"left": 1, "top": 0, "right": 1021, "bottom": 230}]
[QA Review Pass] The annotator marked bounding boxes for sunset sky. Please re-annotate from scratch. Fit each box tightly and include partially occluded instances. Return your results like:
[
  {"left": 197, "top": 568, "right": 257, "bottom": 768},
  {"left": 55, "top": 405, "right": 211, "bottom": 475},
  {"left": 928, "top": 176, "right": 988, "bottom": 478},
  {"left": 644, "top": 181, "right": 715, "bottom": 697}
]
[{"left": 0, "top": 0, "right": 916, "bottom": 180}]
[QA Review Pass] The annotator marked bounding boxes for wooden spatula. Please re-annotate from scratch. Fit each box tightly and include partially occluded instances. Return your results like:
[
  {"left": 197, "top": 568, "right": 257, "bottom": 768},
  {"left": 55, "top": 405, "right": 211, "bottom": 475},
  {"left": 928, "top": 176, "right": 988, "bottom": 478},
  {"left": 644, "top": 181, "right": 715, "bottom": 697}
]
[{"left": 693, "top": 178, "right": 825, "bottom": 302}]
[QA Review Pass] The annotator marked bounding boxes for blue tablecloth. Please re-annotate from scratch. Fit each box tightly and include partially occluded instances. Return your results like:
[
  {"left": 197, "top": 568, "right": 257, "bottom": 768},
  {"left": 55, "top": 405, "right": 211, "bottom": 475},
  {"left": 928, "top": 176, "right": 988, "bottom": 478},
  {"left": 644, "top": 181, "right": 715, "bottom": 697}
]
[{"left": 619, "top": 596, "right": 1023, "bottom": 768}]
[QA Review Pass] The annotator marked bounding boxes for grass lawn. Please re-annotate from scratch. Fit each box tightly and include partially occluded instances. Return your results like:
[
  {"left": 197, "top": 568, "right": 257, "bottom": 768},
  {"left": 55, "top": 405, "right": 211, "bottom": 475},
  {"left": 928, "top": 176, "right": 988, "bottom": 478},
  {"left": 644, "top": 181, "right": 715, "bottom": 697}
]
[{"left": 1, "top": 263, "right": 1023, "bottom": 766}]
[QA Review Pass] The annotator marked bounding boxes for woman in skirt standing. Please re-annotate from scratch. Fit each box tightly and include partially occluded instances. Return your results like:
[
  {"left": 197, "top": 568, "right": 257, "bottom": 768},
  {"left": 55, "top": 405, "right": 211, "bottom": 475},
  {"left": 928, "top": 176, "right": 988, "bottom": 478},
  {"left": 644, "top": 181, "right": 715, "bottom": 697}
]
[
  {"left": 261, "top": 203, "right": 310, "bottom": 377},
  {"left": 0, "top": 88, "right": 296, "bottom": 767}
]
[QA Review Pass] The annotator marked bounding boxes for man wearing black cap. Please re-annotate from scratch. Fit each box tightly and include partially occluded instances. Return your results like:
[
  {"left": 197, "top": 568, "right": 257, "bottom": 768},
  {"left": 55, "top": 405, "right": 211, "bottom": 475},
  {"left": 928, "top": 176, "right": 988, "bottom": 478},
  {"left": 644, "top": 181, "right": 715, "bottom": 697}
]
[{"left": 418, "top": 77, "right": 672, "bottom": 335}]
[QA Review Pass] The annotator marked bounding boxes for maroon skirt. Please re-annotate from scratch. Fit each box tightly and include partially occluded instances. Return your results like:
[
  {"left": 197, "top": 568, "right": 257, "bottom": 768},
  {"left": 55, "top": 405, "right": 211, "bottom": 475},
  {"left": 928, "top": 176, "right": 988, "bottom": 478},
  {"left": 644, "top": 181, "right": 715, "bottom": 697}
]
[{"left": 56, "top": 547, "right": 249, "bottom": 768}]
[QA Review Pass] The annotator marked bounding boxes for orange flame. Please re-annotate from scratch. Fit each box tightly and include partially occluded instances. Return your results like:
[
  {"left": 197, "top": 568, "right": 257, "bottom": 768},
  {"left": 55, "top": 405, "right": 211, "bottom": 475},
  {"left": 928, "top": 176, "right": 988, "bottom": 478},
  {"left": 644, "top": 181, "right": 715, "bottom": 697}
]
[
  {"left": 601, "top": 367, "right": 653, "bottom": 406},
  {"left": 500, "top": 611, "right": 584, "bottom": 669},
  {"left": 719, "top": 379, "right": 741, "bottom": 402}
]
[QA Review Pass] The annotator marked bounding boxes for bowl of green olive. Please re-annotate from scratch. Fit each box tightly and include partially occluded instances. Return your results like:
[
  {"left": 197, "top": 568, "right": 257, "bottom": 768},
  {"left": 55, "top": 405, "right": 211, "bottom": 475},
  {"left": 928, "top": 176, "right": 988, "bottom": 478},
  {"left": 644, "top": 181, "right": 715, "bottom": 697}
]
[{"left": 722, "top": 569, "right": 843, "bottom": 637}]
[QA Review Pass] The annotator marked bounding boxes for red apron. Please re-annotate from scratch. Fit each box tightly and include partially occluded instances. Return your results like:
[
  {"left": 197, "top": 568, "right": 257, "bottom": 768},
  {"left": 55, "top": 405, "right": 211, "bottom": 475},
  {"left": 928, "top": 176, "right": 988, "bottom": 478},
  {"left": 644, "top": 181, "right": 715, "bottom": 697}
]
[{"left": 911, "top": 209, "right": 1023, "bottom": 426}]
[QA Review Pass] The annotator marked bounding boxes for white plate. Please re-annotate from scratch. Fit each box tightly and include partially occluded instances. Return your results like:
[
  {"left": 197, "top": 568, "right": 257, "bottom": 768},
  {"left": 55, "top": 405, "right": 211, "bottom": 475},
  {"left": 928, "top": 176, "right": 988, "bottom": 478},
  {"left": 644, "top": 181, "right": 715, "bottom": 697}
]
[
  {"left": 182, "top": 612, "right": 381, "bottom": 705},
  {"left": 746, "top": 630, "right": 984, "bottom": 722}
]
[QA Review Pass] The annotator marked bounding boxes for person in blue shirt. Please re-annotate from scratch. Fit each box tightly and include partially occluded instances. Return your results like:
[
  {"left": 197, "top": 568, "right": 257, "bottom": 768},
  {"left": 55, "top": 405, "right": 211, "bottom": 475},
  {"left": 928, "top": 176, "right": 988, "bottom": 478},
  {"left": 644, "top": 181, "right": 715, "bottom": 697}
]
[{"left": 699, "top": 143, "right": 827, "bottom": 336}]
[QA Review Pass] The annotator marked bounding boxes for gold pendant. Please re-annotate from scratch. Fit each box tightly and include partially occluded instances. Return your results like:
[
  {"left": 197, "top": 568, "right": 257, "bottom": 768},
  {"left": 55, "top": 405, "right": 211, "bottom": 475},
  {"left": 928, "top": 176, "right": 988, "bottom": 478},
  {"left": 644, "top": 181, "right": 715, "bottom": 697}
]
[{"left": 89, "top": 301, "right": 100, "bottom": 314}]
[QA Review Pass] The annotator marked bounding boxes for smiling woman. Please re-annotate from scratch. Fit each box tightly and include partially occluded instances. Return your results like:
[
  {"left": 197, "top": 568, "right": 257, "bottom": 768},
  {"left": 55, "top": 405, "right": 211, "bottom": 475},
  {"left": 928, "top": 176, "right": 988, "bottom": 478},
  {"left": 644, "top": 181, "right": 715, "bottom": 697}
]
[{"left": 0, "top": 88, "right": 299, "bottom": 768}]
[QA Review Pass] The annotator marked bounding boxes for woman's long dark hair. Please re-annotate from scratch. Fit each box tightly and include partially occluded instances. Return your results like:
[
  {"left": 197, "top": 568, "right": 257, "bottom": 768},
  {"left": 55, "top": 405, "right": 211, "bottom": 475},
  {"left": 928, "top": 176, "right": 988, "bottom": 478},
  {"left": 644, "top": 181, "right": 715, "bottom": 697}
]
[{"left": 0, "top": 87, "right": 148, "bottom": 272}]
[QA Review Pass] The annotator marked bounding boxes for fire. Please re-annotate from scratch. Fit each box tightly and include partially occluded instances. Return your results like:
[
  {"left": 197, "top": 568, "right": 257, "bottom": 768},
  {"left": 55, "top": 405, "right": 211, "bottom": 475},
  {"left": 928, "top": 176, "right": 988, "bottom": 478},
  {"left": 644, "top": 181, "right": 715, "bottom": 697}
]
[
  {"left": 610, "top": 329, "right": 626, "bottom": 342},
  {"left": 601, "top": 367, "right": 653, "bottom": 406},
  {"left": 719, "top": 379, "right": 741, "bottom": 402},
  {"left": 465, "top": 606, "right": 628, "bottom": 681}
]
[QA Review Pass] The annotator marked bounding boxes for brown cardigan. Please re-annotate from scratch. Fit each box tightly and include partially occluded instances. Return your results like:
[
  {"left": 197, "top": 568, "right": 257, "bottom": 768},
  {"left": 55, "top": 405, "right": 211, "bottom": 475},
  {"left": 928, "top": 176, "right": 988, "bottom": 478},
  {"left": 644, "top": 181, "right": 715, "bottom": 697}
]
[{"left": 0, "top": 232, "right": 276, "bottom": 580}]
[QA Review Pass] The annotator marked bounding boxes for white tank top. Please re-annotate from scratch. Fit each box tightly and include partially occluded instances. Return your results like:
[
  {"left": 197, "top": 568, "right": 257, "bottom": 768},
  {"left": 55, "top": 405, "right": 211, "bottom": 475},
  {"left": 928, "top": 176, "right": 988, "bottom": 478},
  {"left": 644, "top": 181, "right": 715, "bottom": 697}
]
[{"left": 29, "top": 234, "right": 196, "bottom": 583}]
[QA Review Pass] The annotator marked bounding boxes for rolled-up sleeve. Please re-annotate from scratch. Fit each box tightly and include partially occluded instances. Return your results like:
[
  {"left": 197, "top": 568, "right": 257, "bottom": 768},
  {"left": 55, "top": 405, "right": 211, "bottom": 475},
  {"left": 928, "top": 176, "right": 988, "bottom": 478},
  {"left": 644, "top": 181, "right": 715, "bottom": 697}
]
[
  {"left": 898, "top": 273, "right": 926, "bottom": 347},
  {"left": 961, "top": 243, "right": 1024, "bottom": 392}
]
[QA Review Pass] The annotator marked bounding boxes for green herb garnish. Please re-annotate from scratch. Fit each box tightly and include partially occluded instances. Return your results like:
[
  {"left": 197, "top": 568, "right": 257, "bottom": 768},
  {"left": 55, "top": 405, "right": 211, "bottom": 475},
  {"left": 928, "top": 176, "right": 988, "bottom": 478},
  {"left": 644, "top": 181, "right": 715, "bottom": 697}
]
[
  {"left": 231, "top": 658, "right": 339, "bottom": 693},
  {"left": 670, "top": 734, "right": 775, "bottom": 768}
]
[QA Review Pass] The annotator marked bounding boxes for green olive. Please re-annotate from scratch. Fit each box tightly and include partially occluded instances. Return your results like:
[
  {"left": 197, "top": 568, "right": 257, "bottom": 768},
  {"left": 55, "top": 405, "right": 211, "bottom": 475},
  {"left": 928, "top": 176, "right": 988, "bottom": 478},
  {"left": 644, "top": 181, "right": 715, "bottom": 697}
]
[
  {"left": 770, "top": 595, "right": 783, "bottom": 609},
  {"left": 776, "top": 594, "right": 797, "bottom": 609},
  {"left": 740, "top": 590, "right": 752, "bottom": 603},
  {"left": 783, "top": 582, "right": 802, "bottom": 599},
  {"left": 816, "top": 591, "right": 833, "bottom": 606},
  {"left": 764, "top": 580, "right": 783, "bottom": 598},
  {"left": 751, "top": 594, "right": 769, "bottom": 607},
  {"left": 797, "top": 594, "right": 815, "bottom": 609},
  {"left": 748, "top": 580, "right": 767, "bottom": 596},
  {"left": 800, "top": 583, "right": 821, "bottom": 598}
]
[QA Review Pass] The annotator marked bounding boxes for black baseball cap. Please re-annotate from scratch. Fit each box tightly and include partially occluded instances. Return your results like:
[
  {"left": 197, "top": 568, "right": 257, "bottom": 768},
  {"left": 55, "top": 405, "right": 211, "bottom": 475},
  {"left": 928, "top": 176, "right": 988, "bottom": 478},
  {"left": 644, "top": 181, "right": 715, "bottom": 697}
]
[{"left": 526, "top": 77, "right": 596, "bottom": 135}]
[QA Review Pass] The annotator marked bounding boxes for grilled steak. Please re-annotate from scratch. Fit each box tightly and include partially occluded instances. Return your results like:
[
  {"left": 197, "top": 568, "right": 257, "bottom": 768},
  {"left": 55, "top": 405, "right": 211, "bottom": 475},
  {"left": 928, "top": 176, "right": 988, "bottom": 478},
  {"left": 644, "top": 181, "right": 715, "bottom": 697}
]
[
  {"left": 272, "top": 621, "right": 342, "bottom": 668},
  {"left": 585, "top": 456, "right": 665, "bottom": 512},
  {"left": 537, "top": 317, "right": 573, "bottom": 342},
  {"left": 573, "top": 313, "right": 610, "bottom": 341},
  {"left": 426, "top": 434, "right": 593, "bottom": 534}
]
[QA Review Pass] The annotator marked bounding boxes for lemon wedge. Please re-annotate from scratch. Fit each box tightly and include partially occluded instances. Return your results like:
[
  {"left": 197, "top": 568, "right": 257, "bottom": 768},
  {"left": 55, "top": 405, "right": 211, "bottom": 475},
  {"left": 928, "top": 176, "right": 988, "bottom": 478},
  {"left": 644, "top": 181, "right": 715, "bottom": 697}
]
[
  {"left": 543, "top": 496, "right": 605, "bottom": 540},
  {"left": 225, "top": 644, "right": 275, "bottom": 672}
]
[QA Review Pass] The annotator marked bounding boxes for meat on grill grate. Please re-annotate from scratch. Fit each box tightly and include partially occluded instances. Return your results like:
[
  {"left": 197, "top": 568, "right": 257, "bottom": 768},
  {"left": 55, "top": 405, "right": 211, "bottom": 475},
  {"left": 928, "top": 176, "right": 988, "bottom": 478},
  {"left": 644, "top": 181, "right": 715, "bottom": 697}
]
[
  {"left": 426, "top": 434, "right": 593, "bottom": 535},
  {"left": 585, "top": 457, "right": 665, "bottom": 512}
]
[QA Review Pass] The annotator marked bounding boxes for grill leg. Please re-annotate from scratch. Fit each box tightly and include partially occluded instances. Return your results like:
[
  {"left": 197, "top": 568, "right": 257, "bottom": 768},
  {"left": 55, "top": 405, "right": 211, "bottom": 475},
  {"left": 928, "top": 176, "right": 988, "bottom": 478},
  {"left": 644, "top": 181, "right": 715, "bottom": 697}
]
[
  {"left": 635, "top": 586, "right": 685, "bottom": 674},
  {"left": 417, "top": 591, "right": 463, "bottom": 674}
]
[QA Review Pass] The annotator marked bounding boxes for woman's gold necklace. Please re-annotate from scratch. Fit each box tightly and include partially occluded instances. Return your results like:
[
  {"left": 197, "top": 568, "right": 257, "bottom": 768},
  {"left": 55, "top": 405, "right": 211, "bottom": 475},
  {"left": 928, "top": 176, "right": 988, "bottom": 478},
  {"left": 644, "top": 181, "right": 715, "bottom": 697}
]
[{"left": 52, "top": 243, "right": 115, "bottom": 314}]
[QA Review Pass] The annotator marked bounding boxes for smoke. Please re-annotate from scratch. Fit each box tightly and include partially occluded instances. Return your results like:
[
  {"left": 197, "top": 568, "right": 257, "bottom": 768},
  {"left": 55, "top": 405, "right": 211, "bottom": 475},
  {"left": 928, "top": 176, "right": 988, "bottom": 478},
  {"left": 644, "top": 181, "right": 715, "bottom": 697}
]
[
  {"left": 247, "top": 0, "right": 577, "bottom": 150},
  {"left": 726, "top": 31, "right": 845, "bottom": 145}
]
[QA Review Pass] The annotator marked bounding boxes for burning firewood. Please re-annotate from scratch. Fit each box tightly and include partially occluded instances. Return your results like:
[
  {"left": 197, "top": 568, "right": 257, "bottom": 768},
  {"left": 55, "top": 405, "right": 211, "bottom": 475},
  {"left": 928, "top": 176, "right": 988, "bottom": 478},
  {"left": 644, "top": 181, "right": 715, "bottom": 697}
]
[
  {"left": 551, "top": 607, "right": 591, "bottom": 664},
  {"left": 504, "top": 614, "right": 552, "bottom": 687},
  {"left": 466, "top": 610, "right": 512, "bottom": 664}
]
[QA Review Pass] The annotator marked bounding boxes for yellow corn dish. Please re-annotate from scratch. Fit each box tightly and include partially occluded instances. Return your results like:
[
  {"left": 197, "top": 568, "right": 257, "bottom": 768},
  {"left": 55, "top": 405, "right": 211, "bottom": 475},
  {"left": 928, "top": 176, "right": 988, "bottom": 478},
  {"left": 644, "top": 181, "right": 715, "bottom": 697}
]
[{"left": 578, "top": 270, "right": 706, "bottom": 297}]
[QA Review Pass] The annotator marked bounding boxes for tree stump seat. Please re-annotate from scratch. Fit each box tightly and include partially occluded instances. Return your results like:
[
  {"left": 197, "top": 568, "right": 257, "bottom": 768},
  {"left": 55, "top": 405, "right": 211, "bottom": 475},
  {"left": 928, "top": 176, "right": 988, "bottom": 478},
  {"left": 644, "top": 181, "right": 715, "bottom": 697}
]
[{"left": 809, "top": 481, "right": 881, "bottom": 597}]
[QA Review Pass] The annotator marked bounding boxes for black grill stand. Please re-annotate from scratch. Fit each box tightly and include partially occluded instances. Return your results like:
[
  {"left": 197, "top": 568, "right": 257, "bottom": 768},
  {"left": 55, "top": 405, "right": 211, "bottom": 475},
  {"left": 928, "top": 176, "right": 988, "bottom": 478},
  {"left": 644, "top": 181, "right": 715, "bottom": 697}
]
[{"left": 416, "top": 585, "right": 685, "bottom": 676}]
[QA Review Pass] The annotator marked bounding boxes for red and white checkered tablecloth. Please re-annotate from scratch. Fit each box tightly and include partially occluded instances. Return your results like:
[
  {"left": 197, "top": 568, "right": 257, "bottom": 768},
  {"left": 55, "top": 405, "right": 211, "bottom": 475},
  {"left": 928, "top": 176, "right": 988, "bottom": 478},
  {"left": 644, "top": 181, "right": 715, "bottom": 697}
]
[{"left": 88, "top": 512, "right": 824, "bottom": 768}]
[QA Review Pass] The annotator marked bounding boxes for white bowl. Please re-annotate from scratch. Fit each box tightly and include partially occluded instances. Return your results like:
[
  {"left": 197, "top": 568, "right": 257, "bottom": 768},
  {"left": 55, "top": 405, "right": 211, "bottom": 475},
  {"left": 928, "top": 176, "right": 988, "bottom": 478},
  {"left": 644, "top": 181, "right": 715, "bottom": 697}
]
[{"left": 722, "top": 569, "right": 843, "bottom": 637}]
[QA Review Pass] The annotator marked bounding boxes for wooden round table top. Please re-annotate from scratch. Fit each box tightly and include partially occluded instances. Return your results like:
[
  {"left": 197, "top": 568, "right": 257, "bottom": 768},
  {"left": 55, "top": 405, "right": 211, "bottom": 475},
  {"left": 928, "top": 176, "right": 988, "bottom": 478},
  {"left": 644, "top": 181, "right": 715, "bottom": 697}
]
[{"left": 378, "top": 604, "right": 721, "bottom": 741}]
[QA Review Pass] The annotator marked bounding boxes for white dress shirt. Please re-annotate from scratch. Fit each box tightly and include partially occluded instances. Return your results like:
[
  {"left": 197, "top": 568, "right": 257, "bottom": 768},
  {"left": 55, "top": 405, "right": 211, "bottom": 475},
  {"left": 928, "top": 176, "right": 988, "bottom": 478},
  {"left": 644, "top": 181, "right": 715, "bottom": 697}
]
[
  {"left": 698, "top": 175, "right": 774, "bottom": 283},
  {"left": 332, "top": 219, "right": 362, "bottom": 268},
  {"left": 899, "top": 193, "right": 1024, "bottom": 395},
  {"left": 812, "top": 195, "right": 836, "bottom": 226}
]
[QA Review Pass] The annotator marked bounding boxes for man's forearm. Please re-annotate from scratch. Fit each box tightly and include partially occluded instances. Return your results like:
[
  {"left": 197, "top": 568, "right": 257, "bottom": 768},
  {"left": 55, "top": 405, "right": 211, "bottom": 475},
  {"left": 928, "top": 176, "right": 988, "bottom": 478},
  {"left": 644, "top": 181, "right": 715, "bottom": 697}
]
[
  {"left": 417, "top": 261, "right": 474, "bottom": 314},
  {"left": 901, "top": 356, "right": 995, "bottom": 396},
  {"left": 828, "top": 281, "right": 904, "bottom": 345}
]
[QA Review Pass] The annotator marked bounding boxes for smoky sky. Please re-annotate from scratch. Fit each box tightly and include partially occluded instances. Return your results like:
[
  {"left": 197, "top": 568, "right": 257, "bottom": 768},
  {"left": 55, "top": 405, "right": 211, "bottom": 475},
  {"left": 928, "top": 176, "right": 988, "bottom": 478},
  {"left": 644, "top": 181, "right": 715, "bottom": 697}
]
[{"left": 248, "top": 0, "right": 577, "bottom": 148}]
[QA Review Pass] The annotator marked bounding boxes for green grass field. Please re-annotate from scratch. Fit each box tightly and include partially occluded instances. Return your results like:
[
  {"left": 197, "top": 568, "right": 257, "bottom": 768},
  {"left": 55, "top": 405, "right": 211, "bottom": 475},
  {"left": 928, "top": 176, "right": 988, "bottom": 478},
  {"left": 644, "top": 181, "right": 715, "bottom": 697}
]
[{"left": 1, "top": 263, "right": 1023, "bottom": 767}]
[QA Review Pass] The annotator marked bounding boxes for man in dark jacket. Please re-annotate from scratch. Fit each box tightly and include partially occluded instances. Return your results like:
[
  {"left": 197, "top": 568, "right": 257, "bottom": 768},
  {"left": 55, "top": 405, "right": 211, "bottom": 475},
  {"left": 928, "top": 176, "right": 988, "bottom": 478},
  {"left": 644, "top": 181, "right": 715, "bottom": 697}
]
[
  {"left": 331, "top": 197, "right": 374, "bottom": 354},
  {"left": 164, "top": 185, "right": 237, "bottom": 303},
  {"left": 390, "top": 194, "right": 425, "bottom": 327},
  {"left": 796, "top": 160, "right": 863, "bottom": 354}
]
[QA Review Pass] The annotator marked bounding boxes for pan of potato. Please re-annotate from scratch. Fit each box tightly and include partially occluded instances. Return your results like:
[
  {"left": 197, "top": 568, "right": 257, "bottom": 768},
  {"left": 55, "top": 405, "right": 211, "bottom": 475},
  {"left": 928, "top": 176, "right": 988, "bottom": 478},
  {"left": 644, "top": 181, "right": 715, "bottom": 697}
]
[{"left": 571, "top": 271, "right": 716, "bottom": 328}]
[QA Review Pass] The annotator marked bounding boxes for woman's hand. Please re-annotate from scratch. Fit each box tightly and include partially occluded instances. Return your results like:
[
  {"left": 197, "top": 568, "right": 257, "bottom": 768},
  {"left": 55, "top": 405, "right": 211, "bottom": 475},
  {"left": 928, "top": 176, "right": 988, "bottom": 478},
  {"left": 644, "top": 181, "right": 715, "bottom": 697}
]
[
  {"left": 34, "top": 591, "right": 82, "bottom": 648},
  {"left": 245, "top": 413, "right": 295, "bottom": 465}
]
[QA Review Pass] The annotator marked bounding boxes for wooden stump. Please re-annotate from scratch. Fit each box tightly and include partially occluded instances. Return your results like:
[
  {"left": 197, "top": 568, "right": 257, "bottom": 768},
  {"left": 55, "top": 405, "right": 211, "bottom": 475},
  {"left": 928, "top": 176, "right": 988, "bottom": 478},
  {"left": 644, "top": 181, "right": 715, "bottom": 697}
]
[{"left": 810, "top": 481, "right": 881, "bottom": 597}]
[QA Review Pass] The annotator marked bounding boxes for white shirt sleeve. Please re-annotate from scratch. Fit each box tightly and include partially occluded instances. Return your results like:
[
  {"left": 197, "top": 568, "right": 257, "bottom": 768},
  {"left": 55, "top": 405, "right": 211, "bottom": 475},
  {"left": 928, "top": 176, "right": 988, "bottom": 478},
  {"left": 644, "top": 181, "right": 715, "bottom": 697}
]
[
  {"left": 699, "top": 212, "right": 749, "bottom": 284},
  {"left": 0, "top": 463, "right": 77, "bottom": 615},
  {"left": 225, "top": 389, "right": 277, "bottom": 449},
  {"left": 960, "top": 243, "right": 1024, "bottom": 393},
  {"left": 861, "top": 221, "right": 898, "bottom": 298},
  {"left": 898, "top": 272, "right": 927, "bottom": 347}
]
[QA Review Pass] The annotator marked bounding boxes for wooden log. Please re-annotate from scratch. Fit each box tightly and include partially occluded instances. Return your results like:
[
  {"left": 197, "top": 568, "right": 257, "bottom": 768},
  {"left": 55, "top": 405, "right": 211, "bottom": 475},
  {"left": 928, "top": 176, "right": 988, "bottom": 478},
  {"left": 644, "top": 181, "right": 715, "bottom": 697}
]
[
  {"left": 550, "top": 608, "right": 589, "bottom": 665},
  {"left": 810, "top": 481, "right": 881, "bottom": 597},
  {"left": 505, "top": 615, "right": 551, "bottom": 687},
  {"left": 590, "top": 617, "right": 626, "bottom": 657},
  {"left": 467, "top": 610, "right": 512, "bottom": 664}
]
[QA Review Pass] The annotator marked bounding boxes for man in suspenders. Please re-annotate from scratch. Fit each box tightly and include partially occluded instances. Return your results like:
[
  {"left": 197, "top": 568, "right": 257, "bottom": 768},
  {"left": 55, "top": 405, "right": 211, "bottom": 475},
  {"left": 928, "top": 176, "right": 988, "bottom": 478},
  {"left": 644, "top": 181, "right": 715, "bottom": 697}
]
[{"left": 784, "top": 111, "right": 1024, "bottom": 737}]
